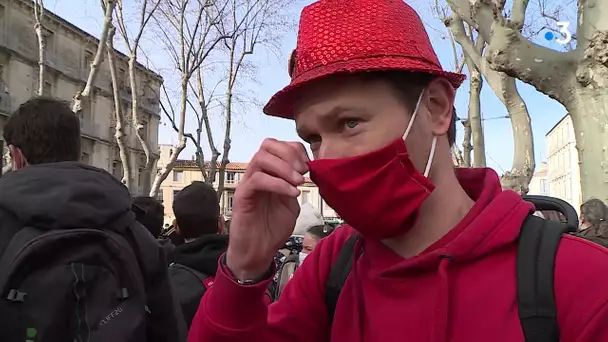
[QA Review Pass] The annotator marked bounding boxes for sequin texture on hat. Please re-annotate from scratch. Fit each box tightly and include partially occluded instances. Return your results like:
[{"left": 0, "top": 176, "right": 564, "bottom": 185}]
[{"left": 263, "top": 0, "right": 466, "bottom": 119}]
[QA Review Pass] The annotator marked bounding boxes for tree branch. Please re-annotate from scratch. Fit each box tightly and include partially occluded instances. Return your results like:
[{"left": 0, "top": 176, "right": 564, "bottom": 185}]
[{"left": 446, "top": 0, "right": 578, "bottom": 103}]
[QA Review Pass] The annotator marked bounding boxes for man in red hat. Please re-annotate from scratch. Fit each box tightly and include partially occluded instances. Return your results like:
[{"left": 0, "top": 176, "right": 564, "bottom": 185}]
[{"left": 188, "top": 1, "right": 608, "bottom": 341}]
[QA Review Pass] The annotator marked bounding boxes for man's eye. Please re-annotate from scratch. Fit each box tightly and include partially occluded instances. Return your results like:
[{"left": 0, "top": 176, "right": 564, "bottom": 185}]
[{"left": 344, "top": 119, "right": 359, "bottom": 129}]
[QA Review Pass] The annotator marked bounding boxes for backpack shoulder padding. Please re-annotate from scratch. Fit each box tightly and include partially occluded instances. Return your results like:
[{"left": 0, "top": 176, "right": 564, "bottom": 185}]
[
  {"left": 325, "top": 233, "right": 359, "bottom": 324},
  {"left": 517, "top": 215, "right": 569, "bottom": 342}
]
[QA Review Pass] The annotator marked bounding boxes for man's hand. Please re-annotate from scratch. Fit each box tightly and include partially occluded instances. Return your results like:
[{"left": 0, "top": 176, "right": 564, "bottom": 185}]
[{"left": 226, "top": 138, "right": 309, "bottom": 281}]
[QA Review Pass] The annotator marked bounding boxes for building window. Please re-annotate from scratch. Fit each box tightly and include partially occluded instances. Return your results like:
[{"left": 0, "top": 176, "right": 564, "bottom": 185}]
[
  {"left": 226, "top": 172, "right": 235, "bottom": 183},
  {"left": 227, "top": 192, "right": 234, "bottom": 212},
  {"left": 83, "top": 50, "right": 94, "bottom": 73},
  {"left": 301, "top": 190, "right": 310, "bottom": 204},
  {"left": 81, "top": 152, "right": 90, "bottom": 164},
  {"left": 173, "top": 170, "right": 184, "bottom": 182}
]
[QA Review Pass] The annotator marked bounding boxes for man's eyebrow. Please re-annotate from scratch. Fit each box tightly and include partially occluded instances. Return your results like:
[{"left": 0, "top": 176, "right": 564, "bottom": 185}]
[{"left": 296, "top": 105, "right": 369, "bottom": 138}]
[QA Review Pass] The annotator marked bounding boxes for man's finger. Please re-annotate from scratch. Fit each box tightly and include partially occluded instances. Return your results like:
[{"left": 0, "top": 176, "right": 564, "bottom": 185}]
[
  {"left": 237, "top": 172, "right": 301, "bottom": 199},
  {"left": 285, "top": 142, "right": 310, "bottom": 171},
  {"left": 244, "top": 139, "right": 308, "bottom": 180},
  {"left": 245, "top": 150, "right": 304, "bottom": 186}
]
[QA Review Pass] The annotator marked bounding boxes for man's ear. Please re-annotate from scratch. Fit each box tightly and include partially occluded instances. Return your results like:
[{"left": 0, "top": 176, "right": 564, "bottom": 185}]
[
  {"left": 8, "top": 145, "right": 27, "bottom": 170},
  {"left": 425, "top": 78, "right": 455, "bottom": 138},
  {"left": 172, "top": 219, "right": 180, "bottom": 236}
]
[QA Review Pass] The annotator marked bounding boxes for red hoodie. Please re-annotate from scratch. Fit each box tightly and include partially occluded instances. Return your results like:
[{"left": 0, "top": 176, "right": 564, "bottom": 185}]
[{"left": 189, "top": 168, "right": 608, "bottom": 342}]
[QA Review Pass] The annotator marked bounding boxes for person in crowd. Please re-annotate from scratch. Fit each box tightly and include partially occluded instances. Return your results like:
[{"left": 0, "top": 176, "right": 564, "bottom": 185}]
[
  {"left": 576, "top": 198, "right": 608, "bottom": 247},
  {"left": 169, "top": 181, "right": 228, "bottom": 328},
  {"left": 292, "top": 202, "right": 325, "bottom": 236},
  {"left": 0, "top": 97, "right": 186, "bottom": 341},
  {"left": 134, "top": 196, "right": 176, "bottom": 264},
  {"left": 300, "top": 224, "right": 334, "bottom": 263},
  {"left": 187, "top": 1, "right": 608, "bottom": 341}
]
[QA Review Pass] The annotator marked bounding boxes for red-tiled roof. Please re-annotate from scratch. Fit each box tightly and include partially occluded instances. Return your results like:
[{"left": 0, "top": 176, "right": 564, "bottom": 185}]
[{"left": 174, "top": 160, "right": 248, "bottom": 171}]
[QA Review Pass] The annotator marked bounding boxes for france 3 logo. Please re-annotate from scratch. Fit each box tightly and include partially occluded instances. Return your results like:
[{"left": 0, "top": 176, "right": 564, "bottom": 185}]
[{"left": 543, "top": 22, "right": 572, "bottom": 45}]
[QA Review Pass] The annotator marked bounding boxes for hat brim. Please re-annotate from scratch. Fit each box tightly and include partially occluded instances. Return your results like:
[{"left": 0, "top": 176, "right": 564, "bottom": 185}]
[{"left": 263, "top": 56, "right": 466, "bottom": 119}]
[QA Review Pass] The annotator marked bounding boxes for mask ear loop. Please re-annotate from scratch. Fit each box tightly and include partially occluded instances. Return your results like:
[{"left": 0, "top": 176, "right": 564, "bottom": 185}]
[
  {"left": 423, "top": 136, "right": 437, "bottom": 177},
  {"left": 402, "top": 90, "right": 436, "bottom": 178},
  {"left": 402, "top": 90, "right": 425, "bottom": 140}
]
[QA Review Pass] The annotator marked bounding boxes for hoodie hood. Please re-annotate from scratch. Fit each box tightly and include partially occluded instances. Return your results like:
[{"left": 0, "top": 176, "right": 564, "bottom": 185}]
[
  {"left": 293, "top": 202, "right": 324, "bottom": 236},
  {"left": 0, "top": 162, "right": 132, "bottom": 230},
  {"left": 173, "top": 234, "right": 228, "bottom": 275},
  {"left": 345, "top": 168, "right": 534, "bottom": 342},
  {"left": 364, "top": 168, "right": 534, "bottom": 276}
]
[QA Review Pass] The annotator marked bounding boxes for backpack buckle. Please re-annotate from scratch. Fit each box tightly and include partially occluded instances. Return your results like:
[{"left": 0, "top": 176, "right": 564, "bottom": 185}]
[
  {"left": 7, "top": 289, "right": 26, "bottom": 303},
  {"left": 118, "top": 287, "right": 129, "bottom": 300}
]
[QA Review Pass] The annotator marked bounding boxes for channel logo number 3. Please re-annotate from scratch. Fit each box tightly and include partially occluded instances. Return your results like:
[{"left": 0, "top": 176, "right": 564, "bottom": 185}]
[{"left": 544, "top": 22, "right": 572, "bottom": 45}]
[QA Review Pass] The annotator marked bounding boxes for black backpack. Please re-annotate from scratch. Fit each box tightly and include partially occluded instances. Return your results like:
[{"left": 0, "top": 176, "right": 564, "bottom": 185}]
[
  {"left": 325, "top": 215, "right": 574, "bottom": 342},
  {"left": 0, "top": 214, "right": 148, "bottom": 342},
  {"left": 169, "top": 263, "right": 214, "bottom": 328}
]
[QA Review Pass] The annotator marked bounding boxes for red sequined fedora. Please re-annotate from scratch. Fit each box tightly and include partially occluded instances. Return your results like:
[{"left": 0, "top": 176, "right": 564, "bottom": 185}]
[{"left": 263, "top": 0, "right": 466, "bottom": 119}]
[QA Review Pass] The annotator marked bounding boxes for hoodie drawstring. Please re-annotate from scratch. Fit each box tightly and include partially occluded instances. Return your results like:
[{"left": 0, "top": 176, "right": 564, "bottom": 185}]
[{"left": 432, "top": 254, "right": 453, "bottom": 342}]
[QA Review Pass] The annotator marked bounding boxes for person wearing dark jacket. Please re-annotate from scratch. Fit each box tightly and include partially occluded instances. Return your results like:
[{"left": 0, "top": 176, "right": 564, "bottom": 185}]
[
  {"left": 134, "top": 196, "right": 176, "bottom": 264},
  {"left": 0, "top": 97, "right": 186, "bottom": 342},
  {"left": 169, "top": 181, "right": 228, "bottom": 328}
]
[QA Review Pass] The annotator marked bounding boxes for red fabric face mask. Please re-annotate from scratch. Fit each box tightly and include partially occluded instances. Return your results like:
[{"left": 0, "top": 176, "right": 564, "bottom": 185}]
[{"left": 307, "top": 91, "right": 437, "bottom": 240}]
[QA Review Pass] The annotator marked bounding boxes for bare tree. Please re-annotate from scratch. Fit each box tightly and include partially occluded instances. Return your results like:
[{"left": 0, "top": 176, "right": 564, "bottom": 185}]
[
  {"left": 452, "top": 144, "right": 467, "bottom": 167},
  {"left": 461, "top": 118, "right": 472, "bottom": 166},
  {"left": 151, "top": 0, "right": 237, "bottom": 197},
  {"left": 187, "top": 70, "right": 222, "bottom": 182},
  {"left": 462, "top": 25, "right": 486, "bottom": 168},
  {"left": 216, "top": 0, "right": 296, "bottom": 197},
  {"left": 33, "top": 0, "right": 46, "bottom": 96},
  {"left": 72, "top": 0, "right": 117, "bottom": 115},
  {"left": 446, "top": 0, "right": 604, "bottom": 198},
  {"left": 114, "top": 0, "right": 161, "bottom": 194},
  {"left": 444, "top": 9, "right": 535, "bottom": 193},
  {"left": 106, "top": 25, "right": 133, "bottom": 189}
]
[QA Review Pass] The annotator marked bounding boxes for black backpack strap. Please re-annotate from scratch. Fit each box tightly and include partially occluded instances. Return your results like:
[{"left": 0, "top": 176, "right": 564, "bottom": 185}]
[
  {"left": 170, "top": 263, "right": 208, "bottom": 284},
  {"left": 517, "top": 215, "right": 569, "bottom": 342},
  {"left": 325, "top": 234, "right": 359, "bottom": 324}
]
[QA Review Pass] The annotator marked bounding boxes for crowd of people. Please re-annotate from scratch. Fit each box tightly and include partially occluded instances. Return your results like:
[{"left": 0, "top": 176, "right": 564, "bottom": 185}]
[{"left": 2, "top": 0, "right": 608, "bottom": 341}]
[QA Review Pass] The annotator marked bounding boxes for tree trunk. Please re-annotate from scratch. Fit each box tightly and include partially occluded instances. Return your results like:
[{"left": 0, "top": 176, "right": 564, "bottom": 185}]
[
  {"left": 128, "top": 58, "right": 155, "bottom": 195},
  {"left": 447, "top": 0, "right": 608, "bottom": 200},
  {"left": 461, "top": 119, "right": 472, "bottom": 167},
  {"left": 149, "top": 78, "right": 188, "bottom": 197},
  {"left": 568, "top": 91, "right": 608, "bottom": 202},
  {"left": 72, "top": 0, "right": 116, "bottom": 114},
  {"left": 452, "top": 144, "right": 466, "bottom": 167},
  {"left": 446, "top": 9, "right": 535, "bottom": 192},
  {"left": 499, "top": 75, "right": 535, "bottom": 194},
  {"left": 106, "top": 26, "right": 132, "bottom": 190},
  {"left": 216, "top": 40, "right": 236, "bottom": 199},
  {"left": 466, "top": 58, "right": 486, "bottom": 167},
  {"left": 33, "top": 0, "right": 45, "bottom": 96},
  {"left": 196, "top": 70, "right": 220, "bottom": 184},
  {"left": 216, "top": 87, "right": 233, "bottom": 197}
]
